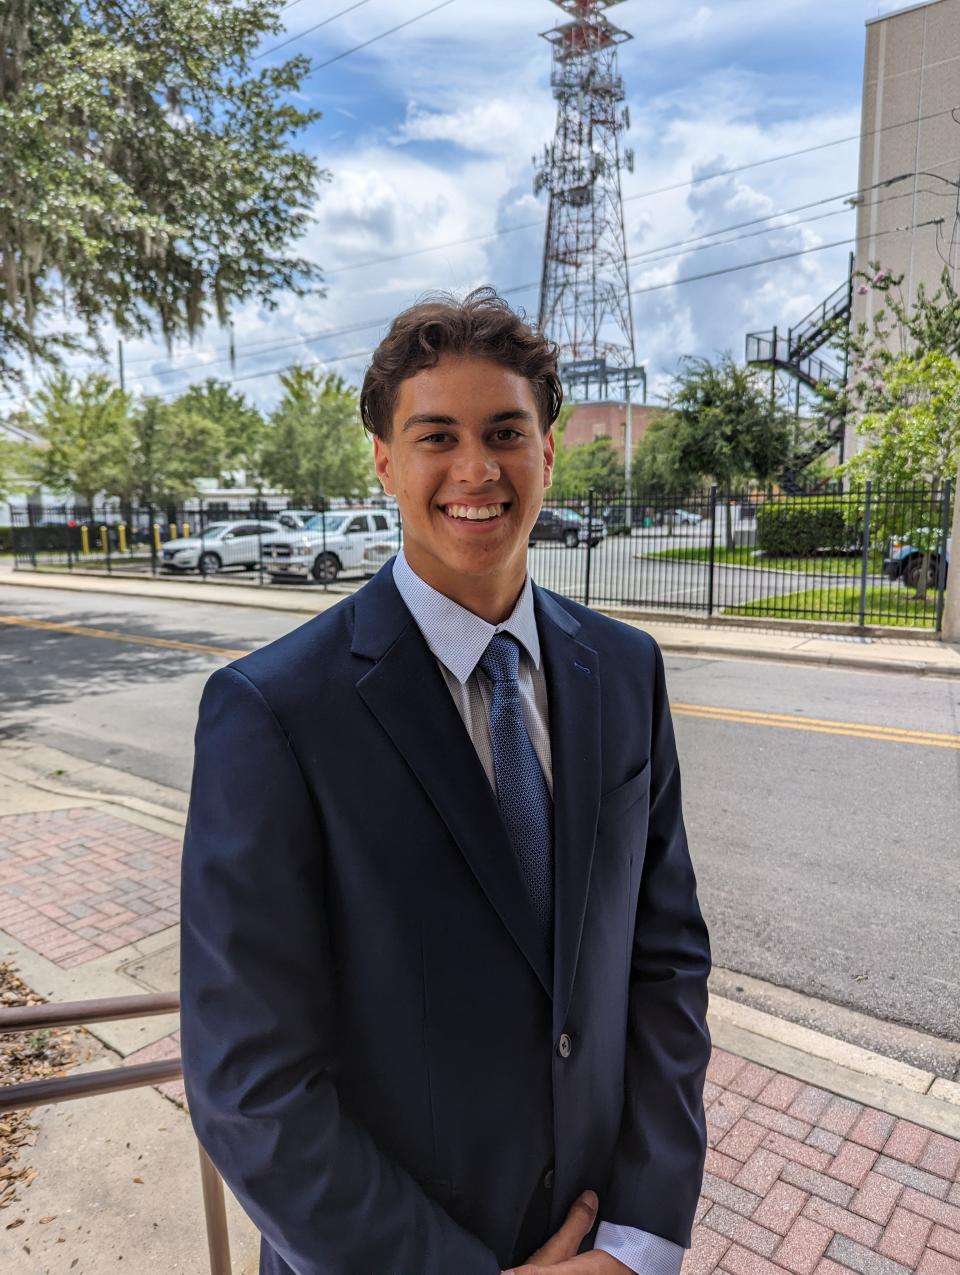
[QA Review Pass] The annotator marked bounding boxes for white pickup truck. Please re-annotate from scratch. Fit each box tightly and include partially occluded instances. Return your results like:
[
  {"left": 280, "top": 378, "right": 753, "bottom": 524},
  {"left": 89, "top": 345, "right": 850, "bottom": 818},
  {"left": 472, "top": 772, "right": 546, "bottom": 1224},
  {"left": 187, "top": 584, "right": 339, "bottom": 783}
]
[{"left": 260, "top": 508, "right": 400, "bottom": 583}]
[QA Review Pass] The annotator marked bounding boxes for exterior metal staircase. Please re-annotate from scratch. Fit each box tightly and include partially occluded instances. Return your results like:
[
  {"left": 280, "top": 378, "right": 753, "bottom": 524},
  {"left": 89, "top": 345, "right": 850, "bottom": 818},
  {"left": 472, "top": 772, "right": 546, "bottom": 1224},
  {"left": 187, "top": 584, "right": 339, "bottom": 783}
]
[{"left": 745, "top": 273, "right": 853, "bottom": 494}]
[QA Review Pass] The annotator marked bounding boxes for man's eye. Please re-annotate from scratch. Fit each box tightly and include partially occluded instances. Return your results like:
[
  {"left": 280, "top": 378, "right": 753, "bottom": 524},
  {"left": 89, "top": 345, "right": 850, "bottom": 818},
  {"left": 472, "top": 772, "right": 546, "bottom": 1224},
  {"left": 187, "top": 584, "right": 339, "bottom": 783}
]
[
  {"left": 420, "top": 433, "right": 450, "bottom": 444},
  {"left": 495, "top": 429, "right": 522, "bottom": 441}
]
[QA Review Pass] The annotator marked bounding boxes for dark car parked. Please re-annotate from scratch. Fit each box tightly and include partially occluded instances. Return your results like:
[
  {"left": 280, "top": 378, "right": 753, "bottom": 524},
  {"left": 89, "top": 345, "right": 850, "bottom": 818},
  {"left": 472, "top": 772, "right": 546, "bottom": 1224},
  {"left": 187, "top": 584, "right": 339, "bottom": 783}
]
[{"left": 530, "top": 507, "right": 606, "bottom": 548}]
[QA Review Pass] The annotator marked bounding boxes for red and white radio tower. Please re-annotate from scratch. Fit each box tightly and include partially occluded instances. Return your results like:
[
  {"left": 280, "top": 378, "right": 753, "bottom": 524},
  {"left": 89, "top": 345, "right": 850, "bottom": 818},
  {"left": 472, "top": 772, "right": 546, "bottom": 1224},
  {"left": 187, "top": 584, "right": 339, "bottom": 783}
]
[{"left": 534, "top": 0, "right": 643, "bottom": 401}]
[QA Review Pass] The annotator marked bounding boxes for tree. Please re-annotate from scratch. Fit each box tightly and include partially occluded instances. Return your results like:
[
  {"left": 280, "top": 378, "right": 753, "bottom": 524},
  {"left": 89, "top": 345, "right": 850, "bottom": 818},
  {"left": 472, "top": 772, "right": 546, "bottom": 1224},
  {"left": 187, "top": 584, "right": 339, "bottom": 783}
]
[
  {"left": 551, "top": 436, "right": 622, "bottom": 498},
  {"left": 119, "top": 396, "right": 226, "bottom": 510},
  {"left": 31, "top": 372, "right": 133, "bottom": 507},
  {"left": 843, "top": 351, "right": 960, "bottom": 599},
  {"left": 1, "top": 0, "right": 324, "bottom": 385},
  {"left": 843, "top": 264, "right": 960, "bottom": 416},
  {"left": 635, "top": 355, "right": 792, "bottom": 547},
  {"left": 172, "top": 379, "right": 265, "bottom": 486},
  {"left": 260, "top": 367, "right": 372, "bottom": 506}
]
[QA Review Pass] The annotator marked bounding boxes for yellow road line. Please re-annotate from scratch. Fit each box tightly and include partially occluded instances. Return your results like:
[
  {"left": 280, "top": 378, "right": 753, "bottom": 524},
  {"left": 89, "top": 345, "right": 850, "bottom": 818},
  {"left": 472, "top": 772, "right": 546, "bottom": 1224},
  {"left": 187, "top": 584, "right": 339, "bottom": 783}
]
[
  {"left": 3, "top": 614, "right": 956, "bottom": 750},
  {"left": 672, "top": 703, "right": 960, "bottom": 750},
  {"left": 0, "top": 614, "right": 248, "bottom": 660}
]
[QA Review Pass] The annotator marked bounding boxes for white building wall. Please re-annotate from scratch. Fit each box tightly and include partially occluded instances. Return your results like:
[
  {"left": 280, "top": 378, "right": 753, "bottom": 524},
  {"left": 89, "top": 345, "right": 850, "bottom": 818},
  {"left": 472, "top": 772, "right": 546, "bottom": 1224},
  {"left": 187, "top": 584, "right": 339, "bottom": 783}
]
[{"left": 848, "top": 0, "right": 960, "bottom": 456}]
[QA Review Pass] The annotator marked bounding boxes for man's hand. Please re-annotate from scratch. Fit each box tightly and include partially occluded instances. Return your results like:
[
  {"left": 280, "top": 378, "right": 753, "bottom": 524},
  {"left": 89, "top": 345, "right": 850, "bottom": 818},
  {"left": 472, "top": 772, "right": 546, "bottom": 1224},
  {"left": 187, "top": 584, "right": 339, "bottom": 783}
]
[{"left": 501, "top": 1191, "right": 633, "bottom": 1274}]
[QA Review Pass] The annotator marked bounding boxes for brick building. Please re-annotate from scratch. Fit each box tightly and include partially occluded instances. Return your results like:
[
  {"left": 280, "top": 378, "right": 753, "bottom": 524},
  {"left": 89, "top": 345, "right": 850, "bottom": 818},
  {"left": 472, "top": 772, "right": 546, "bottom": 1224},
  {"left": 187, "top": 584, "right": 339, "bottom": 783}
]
[{"left": 561, "top": 401, "right": 662, "bottom": 462}]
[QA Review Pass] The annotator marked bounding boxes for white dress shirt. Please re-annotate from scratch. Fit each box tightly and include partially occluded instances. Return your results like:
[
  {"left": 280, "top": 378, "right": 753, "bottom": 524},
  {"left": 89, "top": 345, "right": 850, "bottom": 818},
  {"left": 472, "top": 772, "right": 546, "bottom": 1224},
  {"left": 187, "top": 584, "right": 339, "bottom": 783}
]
[{"left": 393, "top": 549, "right": 685, "bottom": 1275}]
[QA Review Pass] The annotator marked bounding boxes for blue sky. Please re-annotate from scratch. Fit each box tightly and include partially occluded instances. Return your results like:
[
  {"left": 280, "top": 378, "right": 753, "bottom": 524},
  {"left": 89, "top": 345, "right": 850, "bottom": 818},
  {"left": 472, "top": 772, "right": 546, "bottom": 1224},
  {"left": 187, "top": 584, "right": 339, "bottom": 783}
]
[{"left": 12, "top": 0, "right": 938, "bottom": 413}]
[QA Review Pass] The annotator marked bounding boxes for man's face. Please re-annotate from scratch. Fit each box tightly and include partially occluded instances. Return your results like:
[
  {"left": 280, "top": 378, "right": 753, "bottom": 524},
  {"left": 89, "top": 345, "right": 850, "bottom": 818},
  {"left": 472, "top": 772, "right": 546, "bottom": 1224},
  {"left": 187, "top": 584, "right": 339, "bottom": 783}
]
[{"left": 373, "top": 353, "right": 555, "bottom": 607}]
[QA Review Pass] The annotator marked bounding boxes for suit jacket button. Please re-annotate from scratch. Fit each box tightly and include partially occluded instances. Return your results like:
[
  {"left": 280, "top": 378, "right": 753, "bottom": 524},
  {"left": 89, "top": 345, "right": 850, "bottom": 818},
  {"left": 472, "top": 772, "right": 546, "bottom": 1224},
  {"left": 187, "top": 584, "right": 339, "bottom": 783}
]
[
  {"left": 543, "top": 1169, "right": 555, "bottom": 1190},
  {"left": 557, "top": 1033, "right": 572, "bottom": 1059}
]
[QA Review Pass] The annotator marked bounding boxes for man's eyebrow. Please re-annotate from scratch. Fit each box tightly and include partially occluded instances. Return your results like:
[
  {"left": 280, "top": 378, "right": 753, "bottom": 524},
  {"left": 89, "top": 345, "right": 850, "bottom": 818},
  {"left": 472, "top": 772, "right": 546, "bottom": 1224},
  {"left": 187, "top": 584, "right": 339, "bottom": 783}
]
[
  {"left": 400, "top": 413, "right": 457, "bottom": 432},
  {"left": 400, "top": 408, "right": 536, "bottom": 432}
]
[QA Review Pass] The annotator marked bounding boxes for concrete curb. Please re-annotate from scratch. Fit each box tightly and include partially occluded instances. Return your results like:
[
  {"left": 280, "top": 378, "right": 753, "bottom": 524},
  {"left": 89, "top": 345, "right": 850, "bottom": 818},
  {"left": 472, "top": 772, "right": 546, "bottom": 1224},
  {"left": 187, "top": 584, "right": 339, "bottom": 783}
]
[
  {"left": 710, "top": 999, "right": 960, "bottom": 1141},
  {"left": 4, "top": 569, "right": 959, "bottom": 678}
]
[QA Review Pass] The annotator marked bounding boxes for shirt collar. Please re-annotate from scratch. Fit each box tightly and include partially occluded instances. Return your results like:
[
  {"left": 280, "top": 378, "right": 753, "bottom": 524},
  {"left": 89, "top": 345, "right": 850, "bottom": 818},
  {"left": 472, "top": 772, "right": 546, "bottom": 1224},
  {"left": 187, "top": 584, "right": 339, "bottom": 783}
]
[{"left": 392, "top": 546, "right": 541, "bottom": 685}]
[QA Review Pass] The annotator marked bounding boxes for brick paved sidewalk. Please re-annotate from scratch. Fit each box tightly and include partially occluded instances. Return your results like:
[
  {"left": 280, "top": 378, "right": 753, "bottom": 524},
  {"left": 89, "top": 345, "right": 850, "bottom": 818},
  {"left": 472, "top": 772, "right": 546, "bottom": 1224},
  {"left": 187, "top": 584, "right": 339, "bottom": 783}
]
[
  {"left": 2, "top": 805, "right": 959, "bottom": 1272},
  {"left": 687, "top": 1049, "right": 960, "bottom": 1275},
  {"left": 0, "top": 807, "right": 180, "bottom": 968}
]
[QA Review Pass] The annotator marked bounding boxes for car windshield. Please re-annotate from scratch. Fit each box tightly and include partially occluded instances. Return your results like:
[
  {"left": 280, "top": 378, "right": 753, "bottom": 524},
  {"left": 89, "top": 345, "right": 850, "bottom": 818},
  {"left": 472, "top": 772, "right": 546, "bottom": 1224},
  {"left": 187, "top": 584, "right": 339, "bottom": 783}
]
[
  {"left": 196, "top": 524, "right": 230, "bottom": 539},
  {"left": 304, "top": 514, "right": 349, "bottom": 533},
  {"left": 558, "top": 510, "right": 581, "bottom": 521}
]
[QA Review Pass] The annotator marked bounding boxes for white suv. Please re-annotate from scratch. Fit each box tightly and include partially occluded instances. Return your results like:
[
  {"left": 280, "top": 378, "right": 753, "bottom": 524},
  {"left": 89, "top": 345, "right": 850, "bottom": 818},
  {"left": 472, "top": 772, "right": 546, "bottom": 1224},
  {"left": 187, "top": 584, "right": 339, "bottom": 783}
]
[{"left": 260, "top": 509, "right": 400, "bottom": 583}]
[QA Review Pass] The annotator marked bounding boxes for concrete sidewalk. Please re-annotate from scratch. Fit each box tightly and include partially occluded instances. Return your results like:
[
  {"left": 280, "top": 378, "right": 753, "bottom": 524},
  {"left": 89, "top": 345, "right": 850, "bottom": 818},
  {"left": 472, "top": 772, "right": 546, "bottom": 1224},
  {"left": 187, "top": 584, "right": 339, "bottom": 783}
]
[
  {"left": 0, "top": 744, "right": 958, "bottom": 1272},
  {"left": 3, "top": 564, "right": 960, "bottom": 678}
]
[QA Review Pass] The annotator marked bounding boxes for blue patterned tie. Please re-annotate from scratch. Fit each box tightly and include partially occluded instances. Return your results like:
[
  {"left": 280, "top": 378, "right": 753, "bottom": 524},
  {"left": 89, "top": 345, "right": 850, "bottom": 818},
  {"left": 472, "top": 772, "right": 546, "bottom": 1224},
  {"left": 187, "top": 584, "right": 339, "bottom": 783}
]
[{"left": 478, "top": 633, "right": 554, "bottom": 943}]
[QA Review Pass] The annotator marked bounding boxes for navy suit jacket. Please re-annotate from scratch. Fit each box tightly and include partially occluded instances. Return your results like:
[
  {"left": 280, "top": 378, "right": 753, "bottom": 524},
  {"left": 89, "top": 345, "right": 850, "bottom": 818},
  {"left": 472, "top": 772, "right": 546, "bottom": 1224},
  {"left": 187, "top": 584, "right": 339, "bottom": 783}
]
[{"left": 180, "top": 560, "right": 711, "bottom": 1275}]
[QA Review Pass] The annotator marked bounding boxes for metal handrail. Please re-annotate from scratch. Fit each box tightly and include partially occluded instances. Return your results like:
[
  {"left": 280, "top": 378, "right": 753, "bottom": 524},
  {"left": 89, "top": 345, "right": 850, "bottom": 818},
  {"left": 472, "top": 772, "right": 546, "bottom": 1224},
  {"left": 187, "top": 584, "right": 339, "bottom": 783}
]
[{"left": 0, "top": 991, "right": 231, "bottom": 1275}]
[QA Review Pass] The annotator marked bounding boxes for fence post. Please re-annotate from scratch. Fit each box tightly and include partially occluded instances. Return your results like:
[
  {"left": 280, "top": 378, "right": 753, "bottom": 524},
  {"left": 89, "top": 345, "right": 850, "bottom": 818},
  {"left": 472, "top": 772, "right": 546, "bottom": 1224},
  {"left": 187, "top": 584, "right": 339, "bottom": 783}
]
[
  {"left": 26, "top": 503, "right": 37, "bottom": 570},
  {"left": 935, "top": 479, "right": 952, "bottom": 633},
  {"left": 706, "top": 485, "right": 718, "bottom": 617},
  {"left": 583, "top": 489, "right": 595, "bottom": 609},
  {"left": 859, "top": 480, "right": 873, "bottom": 628},
  {"left": 199, "top": 498, "right": 206, "bottom": 578}
]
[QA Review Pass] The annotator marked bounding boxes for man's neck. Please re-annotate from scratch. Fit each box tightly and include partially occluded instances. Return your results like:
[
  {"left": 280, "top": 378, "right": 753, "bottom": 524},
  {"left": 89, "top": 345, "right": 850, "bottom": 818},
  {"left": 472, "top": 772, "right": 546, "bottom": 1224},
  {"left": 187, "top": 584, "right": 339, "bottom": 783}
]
[{"left": 400, "top": 546, "right": 526, "bottom": 626}]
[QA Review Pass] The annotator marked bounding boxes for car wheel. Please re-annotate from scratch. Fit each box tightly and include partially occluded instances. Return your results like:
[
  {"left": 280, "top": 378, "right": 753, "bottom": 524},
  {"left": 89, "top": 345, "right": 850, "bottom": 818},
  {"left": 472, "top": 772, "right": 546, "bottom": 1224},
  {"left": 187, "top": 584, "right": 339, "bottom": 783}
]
[
  {"left": 199, "top": 552, "right": 221, "bottom": 575},
  {"left": 903, "top": 556, "right": 935, "bottom": 590},
  {"left": 563, "top": 530, "right": 578, "bottom": 548},
  {"left": 312, "top": 552, "right": 340, "bottom": 583}
]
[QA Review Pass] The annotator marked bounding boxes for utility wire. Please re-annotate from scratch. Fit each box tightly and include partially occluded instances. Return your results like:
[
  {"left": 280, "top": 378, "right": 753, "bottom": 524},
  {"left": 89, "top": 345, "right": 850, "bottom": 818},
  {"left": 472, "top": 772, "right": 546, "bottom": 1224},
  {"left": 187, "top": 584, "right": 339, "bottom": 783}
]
[
  {"left": 254, "top": 0, "right": 373, "bottom": 62},
  {"left": 305, "top": 0, "right": 457, "bottom": 74},
  {"left": 142, "top": 216, "right": 943, "bottom": 398},
  {"left": 110, "top": 179, "right": 940, "bottom": 384}
]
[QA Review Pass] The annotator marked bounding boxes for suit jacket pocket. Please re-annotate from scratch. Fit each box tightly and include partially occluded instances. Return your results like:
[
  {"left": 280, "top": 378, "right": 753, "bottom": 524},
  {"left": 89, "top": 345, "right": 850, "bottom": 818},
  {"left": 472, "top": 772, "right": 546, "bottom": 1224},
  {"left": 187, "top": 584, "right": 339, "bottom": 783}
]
[{"left": 598, "top": 759, "right": 651, "bottom": 824}]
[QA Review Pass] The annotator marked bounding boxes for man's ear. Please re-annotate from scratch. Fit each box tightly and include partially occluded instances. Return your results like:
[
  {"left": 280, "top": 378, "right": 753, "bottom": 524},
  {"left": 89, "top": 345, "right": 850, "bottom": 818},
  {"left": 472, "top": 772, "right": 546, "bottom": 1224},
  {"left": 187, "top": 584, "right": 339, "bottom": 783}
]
[
  {"left": 373, "top": 435, "right": 395, "bottom": 496},
  {"left": 543, "top": 427, "right": 556, "bottom": 490}
]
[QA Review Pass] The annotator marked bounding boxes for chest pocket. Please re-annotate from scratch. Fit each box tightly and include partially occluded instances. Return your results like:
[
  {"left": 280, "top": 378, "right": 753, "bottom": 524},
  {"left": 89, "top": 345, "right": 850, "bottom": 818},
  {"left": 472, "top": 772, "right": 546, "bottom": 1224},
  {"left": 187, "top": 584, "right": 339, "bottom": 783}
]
[{"left": 596, "top": 760, "right": 651, "bottom": 863}]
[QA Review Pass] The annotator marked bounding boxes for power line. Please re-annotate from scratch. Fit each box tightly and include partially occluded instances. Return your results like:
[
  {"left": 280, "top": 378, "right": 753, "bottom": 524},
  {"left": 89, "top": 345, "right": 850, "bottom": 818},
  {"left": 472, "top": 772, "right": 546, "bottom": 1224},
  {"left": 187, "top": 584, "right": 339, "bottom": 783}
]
[
  {"left": 306, "top": 0, "right": 458, "bottom": 75},
  {"left": 148, "top": 217, "right": 944, "bottom": 397},
  {"left": 65, "top": 179, "right": 950, "bottom": 391},
  {"left": 254, "top": 0, "right": 373, "bottom": 62}
]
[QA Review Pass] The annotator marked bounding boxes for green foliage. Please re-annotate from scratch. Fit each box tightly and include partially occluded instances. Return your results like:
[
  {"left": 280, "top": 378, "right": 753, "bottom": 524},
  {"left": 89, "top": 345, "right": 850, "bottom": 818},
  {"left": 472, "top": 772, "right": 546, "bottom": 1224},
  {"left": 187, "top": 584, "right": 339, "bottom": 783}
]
[
  {"left": 30, "top": 371, "right": 228, "bottom": 506},
  {"left": 32, "top": 373, "right": 133, "bottom": 505},
  {"left": 260, "top": 367, "right": 372, "bottom": 505},
  {"left": 171, "top": 379, "right": 265, "bottom": 484},
  {"left": 843, "top": 351, "right": 960, "bottom": 488},
  {"left": 0, "top": 429, "right": 34, "bottom": 502},
  {"left": 0, "top": 0, "right": 325, "bottom": 384},
  {"left": 121, "top": 396, "right": 226, "bottom": 507},
  {"left": 550, "top": 435, "right": 621, "bottom": 499},
  {"left": 634, "top": 356, "right": 792, "bottom": 492},
  {"left": 843, "top": 265, "right": 960, "bottom": 417},
  {"left": 755, "top": 499, "right": 861, "bottom": 557}
]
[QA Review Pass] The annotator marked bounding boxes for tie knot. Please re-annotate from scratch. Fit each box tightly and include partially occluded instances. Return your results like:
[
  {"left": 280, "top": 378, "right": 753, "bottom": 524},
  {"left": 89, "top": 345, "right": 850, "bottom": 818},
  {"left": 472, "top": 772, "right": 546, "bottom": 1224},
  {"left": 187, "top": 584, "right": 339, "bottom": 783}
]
[{"left": 478, "top": 632, "right": 521, "bottom": 685}]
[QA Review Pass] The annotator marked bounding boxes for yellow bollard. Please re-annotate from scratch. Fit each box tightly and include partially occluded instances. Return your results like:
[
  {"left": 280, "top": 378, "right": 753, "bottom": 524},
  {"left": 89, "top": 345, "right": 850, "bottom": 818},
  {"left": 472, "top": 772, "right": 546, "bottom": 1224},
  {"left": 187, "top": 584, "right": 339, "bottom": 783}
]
[
  {"left": 153, "top": 523, "right": 162, "bottom": 553},
  {"left": 183, "top": 520, "right": 190, "bottom": 538},
  {"left": 80, "top": 525, "right": 90, "bottom": 555},
  {"left": 170, "top": 523, "right": 178, "bottom": 539},
  {"left": 99, "top": 526, "right": 108, "bottom": 553},
  {"left": 118, "top": 523, "right": 127, "bottom": 553}
]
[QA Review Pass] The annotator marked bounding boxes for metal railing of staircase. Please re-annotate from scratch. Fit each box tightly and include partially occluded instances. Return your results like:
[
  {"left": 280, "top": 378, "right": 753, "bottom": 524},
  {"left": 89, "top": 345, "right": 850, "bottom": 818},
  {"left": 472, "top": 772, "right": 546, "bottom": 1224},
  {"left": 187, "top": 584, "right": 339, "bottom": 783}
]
[{"left": 0, "top": 991, "right": 231, "bottom": 1275}]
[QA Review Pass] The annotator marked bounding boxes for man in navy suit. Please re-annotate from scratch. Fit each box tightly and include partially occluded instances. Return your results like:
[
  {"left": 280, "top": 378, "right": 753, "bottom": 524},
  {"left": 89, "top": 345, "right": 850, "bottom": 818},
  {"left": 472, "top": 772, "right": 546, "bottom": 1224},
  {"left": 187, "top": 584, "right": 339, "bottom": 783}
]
[{"left": 180, "top": 288, "right": 711, "bottom": 1275}]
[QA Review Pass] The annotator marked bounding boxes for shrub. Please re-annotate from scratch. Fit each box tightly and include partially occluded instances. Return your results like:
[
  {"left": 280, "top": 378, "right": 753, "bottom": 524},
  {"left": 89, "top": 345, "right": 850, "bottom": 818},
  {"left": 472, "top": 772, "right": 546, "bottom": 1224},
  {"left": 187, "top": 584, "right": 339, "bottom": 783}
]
[{"left": 756, "top": 499, "right": 861, "bottom": 556}]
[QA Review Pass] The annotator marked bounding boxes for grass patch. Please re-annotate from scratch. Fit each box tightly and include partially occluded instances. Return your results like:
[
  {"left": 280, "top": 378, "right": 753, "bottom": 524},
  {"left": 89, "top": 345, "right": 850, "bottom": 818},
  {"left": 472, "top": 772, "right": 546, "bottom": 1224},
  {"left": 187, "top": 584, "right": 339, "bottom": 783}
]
[
  {"left": 726, "top": 584, "right": 938, "bottom": 628},
  {"left": 646, "top": 546, "right": 884, "bottom": 576}
]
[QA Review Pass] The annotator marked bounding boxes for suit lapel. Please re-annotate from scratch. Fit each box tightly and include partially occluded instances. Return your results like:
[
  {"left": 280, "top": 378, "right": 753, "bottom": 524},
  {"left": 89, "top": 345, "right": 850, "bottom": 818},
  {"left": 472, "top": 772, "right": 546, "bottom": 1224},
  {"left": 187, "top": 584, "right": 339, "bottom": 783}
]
[
  {"left": 535, "top": 588, "right": 603, "bottom": 1029},
  {"left": 352, "top": 564, "right": 552, "bottom": 998}
]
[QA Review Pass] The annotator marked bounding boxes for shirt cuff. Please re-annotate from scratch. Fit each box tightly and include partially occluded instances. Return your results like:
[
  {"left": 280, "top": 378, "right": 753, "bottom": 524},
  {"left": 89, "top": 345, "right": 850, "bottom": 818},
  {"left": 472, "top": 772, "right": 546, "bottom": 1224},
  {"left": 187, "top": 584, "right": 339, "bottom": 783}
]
[{"left": 594, "top": 1221, "right": 685, "bottom": 1275}]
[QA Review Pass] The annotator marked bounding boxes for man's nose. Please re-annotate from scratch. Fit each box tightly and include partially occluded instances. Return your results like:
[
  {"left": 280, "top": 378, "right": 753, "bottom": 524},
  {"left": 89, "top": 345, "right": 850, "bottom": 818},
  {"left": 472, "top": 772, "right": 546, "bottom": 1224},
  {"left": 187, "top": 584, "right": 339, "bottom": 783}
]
[{"left": 450, "top": 444, "right": 500, "bottom": 484}]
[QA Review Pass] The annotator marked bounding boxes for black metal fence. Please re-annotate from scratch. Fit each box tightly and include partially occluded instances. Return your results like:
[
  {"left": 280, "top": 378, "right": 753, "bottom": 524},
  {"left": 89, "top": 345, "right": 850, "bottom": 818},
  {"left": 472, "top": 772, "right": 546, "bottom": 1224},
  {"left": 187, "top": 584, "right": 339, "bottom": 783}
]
[{"left": 8, "top": 483, "right": 954, "bottom": 630}]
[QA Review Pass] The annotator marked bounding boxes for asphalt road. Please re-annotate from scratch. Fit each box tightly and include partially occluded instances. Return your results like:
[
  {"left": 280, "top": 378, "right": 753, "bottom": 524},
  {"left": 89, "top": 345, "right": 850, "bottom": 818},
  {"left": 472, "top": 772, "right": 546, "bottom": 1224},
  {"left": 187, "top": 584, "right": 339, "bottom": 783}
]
[{"left": 1, "top": 583, "right": 958, "bottom": 1059}]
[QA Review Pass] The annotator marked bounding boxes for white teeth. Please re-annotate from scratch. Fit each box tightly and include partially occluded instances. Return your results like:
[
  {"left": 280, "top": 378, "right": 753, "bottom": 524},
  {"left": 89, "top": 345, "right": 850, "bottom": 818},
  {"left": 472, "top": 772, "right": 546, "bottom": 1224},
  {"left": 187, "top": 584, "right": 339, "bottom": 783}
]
[{"left": 446, "top": 504, "right": 504, "bottom": 521}]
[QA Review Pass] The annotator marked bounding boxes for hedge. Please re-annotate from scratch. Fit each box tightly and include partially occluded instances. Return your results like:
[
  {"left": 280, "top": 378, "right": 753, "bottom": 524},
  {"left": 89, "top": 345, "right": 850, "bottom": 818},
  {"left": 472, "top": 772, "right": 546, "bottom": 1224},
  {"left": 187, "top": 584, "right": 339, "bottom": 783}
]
[{"left": 756, "top": 499, "right": 862, "bottom": 557}]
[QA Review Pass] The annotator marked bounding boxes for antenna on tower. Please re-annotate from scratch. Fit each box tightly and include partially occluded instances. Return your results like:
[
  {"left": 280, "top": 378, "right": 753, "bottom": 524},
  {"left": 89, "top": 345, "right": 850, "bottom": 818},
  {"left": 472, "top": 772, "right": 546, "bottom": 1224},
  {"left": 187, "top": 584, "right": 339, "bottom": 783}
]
[{"left": 534, "top": 0, "right": 644, "bottom": 404}]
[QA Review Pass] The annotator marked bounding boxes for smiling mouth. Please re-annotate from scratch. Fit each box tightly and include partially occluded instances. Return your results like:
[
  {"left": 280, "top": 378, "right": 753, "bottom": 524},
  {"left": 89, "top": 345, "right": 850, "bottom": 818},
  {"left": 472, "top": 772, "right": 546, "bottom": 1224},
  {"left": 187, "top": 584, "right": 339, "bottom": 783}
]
[{"left": 440, "top": 502, "right": 510, "bottom": 522}]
